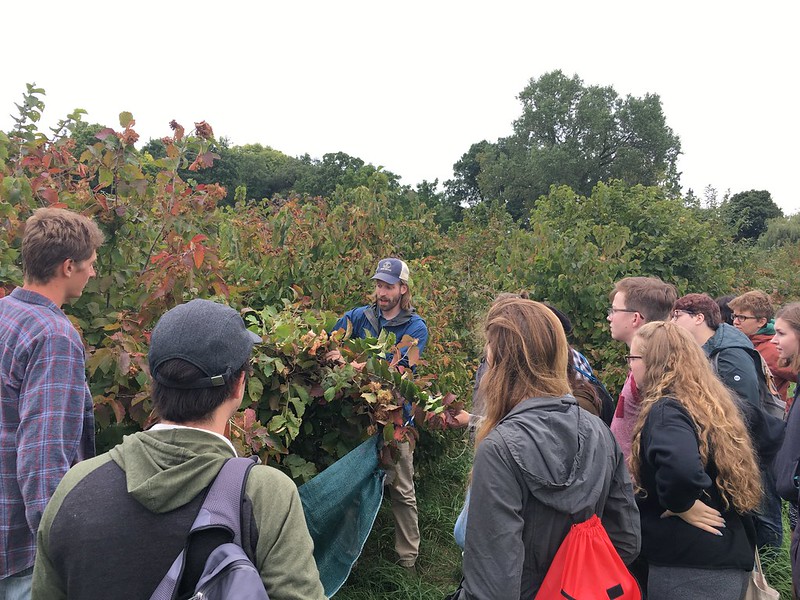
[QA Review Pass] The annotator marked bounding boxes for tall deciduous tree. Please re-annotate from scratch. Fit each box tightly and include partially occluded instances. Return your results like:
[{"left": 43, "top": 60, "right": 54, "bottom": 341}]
[
  {"left": 447, "top": 70, "right": 682, "bottom": 221},
  {"left": 721, "top": 189, "right": 783, "bottom": 241}
]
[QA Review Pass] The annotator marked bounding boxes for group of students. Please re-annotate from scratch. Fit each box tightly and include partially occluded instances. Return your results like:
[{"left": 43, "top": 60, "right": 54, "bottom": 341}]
[
  {"left": 5, "top": 207, "right": 800, "bottom": 600},
  {"left": 451, "top": 278, "right": 800, "bottom": 600}
]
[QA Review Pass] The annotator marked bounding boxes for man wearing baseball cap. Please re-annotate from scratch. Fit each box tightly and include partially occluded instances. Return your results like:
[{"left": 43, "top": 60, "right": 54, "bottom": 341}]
[
  {"left": 32, "top": 299, "right": 327, "bottom": 600},
  {"left": 332, "top": 258, "right": 428, "bottom": 572}
]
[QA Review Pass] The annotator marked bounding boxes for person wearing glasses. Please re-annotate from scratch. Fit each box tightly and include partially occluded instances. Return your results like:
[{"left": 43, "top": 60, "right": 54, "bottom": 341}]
[
  {"left": 671, "top": 293, "right": 785, "bottom": 550},
  {"left": 628, "top": 321, "right": 762, "bottom": 600},
  {"left": 606, "top": 277, "right": 677, "bottom": 463},
  {"left": 729, "top": 290, "right": 797, "bottom": 409}
]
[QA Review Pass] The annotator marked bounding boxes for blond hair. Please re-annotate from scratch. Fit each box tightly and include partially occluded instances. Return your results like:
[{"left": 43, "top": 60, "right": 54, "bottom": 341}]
[
  {"left": 629, "top": 321, "right": 762, "bottom": 512},
  {"left": 22, "top": 208, "right": 104, "bottom": 284},
  {"left": 729, "top": 290, "right": 774, "bottom": 320},
  {"left": 476, "top": 298, "right": 571, "bottom": 445}
]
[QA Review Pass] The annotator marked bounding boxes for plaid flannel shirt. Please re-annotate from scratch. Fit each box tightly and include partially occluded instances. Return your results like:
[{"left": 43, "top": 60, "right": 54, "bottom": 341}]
[{"left": 0, "top": 288, "right": 95, "bottom": 578}]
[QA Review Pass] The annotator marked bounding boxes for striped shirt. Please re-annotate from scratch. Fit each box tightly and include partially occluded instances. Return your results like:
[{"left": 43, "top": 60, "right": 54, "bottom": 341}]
[{"left": 0, "top": 288, "right": 95, "bottom": 578}]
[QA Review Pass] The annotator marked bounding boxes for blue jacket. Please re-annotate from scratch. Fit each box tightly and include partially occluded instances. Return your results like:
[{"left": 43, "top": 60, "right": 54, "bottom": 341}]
[
  {"left": 332, "top": 304, "right": 428, "bottom": 365},
  {"left": 333, "top": 303, "right": 428, "bottom": 427}
]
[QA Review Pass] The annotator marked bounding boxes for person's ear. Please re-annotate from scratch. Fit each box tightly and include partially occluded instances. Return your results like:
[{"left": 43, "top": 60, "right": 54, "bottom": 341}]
[
  {"left": 233, "top": 370, "right": 247, "bottom": 401},
  {"left": 60, "top": 258, "right": 74, "bottom": 278},
  {"left": 400, "top": 283, "right": 408, "bottom": 295}
]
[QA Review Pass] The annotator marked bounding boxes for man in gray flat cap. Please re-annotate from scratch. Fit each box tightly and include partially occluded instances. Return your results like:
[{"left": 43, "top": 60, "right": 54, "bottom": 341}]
[{"left": 31, "top": 299, "right": 327, "bottom": 600}]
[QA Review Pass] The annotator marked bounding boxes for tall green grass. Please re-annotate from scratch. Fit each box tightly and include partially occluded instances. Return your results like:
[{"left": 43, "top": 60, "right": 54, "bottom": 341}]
[{"left": 760, "top": 506, "right": 794, "bottom": 600}]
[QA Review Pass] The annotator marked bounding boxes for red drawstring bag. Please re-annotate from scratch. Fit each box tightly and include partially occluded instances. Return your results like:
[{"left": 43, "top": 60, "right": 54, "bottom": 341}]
[{"left": 536, "top": 514, "right": 641, "bottom": 600}]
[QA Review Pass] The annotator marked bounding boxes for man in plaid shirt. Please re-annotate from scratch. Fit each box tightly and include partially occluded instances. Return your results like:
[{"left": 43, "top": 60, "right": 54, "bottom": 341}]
[{"left": 0, "top": 208, "right": 103, "bottom": 599}]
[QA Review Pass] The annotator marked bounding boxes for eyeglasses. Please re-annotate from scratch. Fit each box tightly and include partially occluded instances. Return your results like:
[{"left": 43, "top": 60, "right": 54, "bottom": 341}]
[
  {"left": 670, "top": 309, "right": 694, "bottom": 320},
  {"left": 732, "top": 314, "right": 759, "bottom": 322},
  {"left": 624, "top": 355, "right": 642, "bottom": 365},
  {"left": 607, "top": 307, "right": 638, "bottom": 317}
]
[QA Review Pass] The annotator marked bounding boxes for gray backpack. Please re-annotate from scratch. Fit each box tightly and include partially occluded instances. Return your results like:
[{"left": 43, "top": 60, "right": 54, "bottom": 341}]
[{"left": 149, "top": 457, "right": 269, "bottom": 600}]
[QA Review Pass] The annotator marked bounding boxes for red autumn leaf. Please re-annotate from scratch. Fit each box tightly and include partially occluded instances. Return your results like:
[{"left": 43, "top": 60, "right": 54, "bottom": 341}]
[
  {"left": 95, "top": 194, "right": 109, "bottom": 210},
  {"left": 95, "top": 128, "right": 115, "bottom": 141},
  {"left": 193, "top": 245, "right": 205, "bottom": 269},
  {"left": 38, "top": 188, "right": 59, "bottom": 204},
  {"left": 197, "top": 151, "right": 219, "bottom": 169}
]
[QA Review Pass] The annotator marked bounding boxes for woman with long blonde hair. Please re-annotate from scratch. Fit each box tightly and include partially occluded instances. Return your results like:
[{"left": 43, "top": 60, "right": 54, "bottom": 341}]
[
  {"left": 628, "top": 321, "right": 762, "bottom": 600},
  {"left": 453, "top": 297, "right": 640, "bottom": 600}
]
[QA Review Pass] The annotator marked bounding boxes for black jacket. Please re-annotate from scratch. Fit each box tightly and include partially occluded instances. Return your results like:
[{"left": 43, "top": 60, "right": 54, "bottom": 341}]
[
  {"left": 703, "top": 323, "right": 785, "bottom": 463},
  {"left": 637, "top": 398, "right": 755, "bottom": 571}
]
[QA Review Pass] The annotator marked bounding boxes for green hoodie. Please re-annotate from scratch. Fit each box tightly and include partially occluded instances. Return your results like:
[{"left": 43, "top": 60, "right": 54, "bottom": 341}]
[{"left": 32, "top": 428, "right": 327, "bottom": 600}]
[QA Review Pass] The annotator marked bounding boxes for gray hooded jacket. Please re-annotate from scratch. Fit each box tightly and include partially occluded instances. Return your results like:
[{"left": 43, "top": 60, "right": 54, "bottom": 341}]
[{"left": 458, "top": 397, "right": 640, "bottom": 600}]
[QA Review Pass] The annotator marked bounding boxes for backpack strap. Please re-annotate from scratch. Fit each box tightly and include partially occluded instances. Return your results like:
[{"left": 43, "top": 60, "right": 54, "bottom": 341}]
[
  {"left": 149, "top": 456, "right": 259, "bottom": 600},
  {"left": 194, "top": 456, "right": 258, "bottom": 546}
]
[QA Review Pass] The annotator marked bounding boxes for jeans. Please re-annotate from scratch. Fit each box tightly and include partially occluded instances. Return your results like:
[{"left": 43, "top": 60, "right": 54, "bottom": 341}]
[
  {"left": 755, "top": 471, "right": 784, "bottom": 549},
  {"left": 0, "top": 567, "right": 33, "bottom": 600}
]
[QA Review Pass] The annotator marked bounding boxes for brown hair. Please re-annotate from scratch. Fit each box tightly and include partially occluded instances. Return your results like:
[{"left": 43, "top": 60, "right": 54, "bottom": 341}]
[
  {"left": 728, "top": 290, "right": 774, "bottom": 320},
  {"left": 400, "top": 285, "right": 412, "bottom": 312},
  {"left": 673, "top": 293, "right": 721, "bottom": 330},
  {"left": 22, "top": 208, "right": 104, "bottom": 284},
  {"left": 629, "top": 322, "right": 762, "bottom": 513},
  {"left": 775, "top": 303, "right": 800, "bottom": 372},
  {"left": 610, "top": 277, "right": 677, "bottom": 322},
  {"left": 476, "top": 298, "right": 571, "bottom": 445}
]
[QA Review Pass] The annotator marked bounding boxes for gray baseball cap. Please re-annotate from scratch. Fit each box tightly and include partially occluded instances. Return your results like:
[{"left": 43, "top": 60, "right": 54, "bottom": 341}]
[{"left": 148, "top": 299, "right": 261, "bottom": 389}]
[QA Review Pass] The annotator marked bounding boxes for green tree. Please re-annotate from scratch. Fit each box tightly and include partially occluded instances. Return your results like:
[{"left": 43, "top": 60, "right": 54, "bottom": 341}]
[
  {"left": 721, "top": 189, "right": 783, "bottom": 241},
  {"left": 294, "top": 151, "right": 401, "bottom": 199},
  {"left": 452, "top": 70, "right": 682, "bottom": 221},
  {"left": 444, "top": 140, "right": 495, "bottom": 208}
]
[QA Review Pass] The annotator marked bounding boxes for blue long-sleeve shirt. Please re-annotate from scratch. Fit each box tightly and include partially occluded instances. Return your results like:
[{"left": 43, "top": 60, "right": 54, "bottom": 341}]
[
  {"left": 332, "top": 303, "right": 428, "bottom": 366},
  {"left": 0, "top": 288, "right": 95, "bottom": 578}
]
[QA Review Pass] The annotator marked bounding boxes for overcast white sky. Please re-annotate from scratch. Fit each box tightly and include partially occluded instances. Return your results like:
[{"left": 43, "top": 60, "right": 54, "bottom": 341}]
[{"left": 2, "top": 1, "right": 798, "bottom": 212}]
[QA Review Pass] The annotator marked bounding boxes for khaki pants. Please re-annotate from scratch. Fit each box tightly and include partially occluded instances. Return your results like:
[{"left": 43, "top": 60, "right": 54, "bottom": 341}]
[{"left": 384, "top": 441, "right": 420, "bottom": 567}]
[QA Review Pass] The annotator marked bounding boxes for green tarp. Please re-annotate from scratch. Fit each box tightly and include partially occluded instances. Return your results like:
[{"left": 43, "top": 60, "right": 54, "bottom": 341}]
[{"left": 298, "top": 435, "right": 385, "bottom": 597}]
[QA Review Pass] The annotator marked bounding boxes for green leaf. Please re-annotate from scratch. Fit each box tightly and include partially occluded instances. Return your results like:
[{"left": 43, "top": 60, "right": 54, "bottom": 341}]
[
  {"left": 98, "top": 167, "right": 113, "bottom": 189},
  {"left": 119, "top": 111, "right": 134, "bottom": 128},
  {"left": 247, "top": 377, "right": 263, "bottom": 403}
]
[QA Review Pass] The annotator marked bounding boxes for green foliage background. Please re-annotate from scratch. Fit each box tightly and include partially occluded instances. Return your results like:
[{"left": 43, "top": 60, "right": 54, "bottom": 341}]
[{"left": 2, "top": 85, "right": 799, "bottom": 598}]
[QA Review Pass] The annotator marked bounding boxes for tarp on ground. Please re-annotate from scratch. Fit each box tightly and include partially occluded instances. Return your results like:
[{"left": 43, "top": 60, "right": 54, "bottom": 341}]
[{"left": 298, "top": 434, "right": 385, "bottom": 597}]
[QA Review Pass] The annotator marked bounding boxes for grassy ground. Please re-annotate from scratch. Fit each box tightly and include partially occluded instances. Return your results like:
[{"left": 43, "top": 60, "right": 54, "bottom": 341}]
[
  {"left": 334, "top": 429, "right": 472, "bottom": 600},
  {"left": 760, "top": 507, "right": 794, "bottom": 600},
  {"left": 334, "top": 430, "right": 795, "bottom": 599}
]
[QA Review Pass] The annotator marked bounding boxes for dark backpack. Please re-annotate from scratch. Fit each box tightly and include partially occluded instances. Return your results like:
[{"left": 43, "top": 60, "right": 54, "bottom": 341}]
[{"left": 149, "top": 456, "right": 269, "bottom": 600}]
